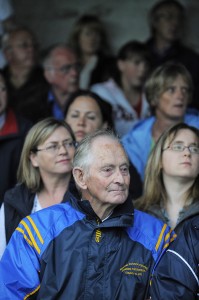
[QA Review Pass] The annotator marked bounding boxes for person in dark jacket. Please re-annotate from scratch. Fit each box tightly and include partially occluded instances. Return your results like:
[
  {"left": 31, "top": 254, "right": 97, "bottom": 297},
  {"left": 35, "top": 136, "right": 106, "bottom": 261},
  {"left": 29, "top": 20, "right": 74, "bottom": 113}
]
[
  {"left": 0, "top": 129, "right": 176, "bottom": 299},
  {"left": 2, "top": 26, "right": 50, "bottom": 123},
  {"left": 150, "top": 215, "right": 199, "bottom": 299},
  {"left": 0, "top": 70, "right": 32, "bottom": 204},
  {"left": 0, "top": 117, "right": 77, "bottom": 259}
]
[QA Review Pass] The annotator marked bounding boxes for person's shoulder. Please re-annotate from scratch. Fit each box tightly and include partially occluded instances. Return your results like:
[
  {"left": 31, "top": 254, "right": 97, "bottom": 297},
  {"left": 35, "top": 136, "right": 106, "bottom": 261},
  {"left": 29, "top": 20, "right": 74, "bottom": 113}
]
[
  {"left": 184, "top": 113, "right": 199, "bottom": 129},
  {"left": 126, "top": 209, "right": 176, "bottom": 260},
  {"left": 91, "top": 78, "right": 115, "bottom": 91},
  {"left": 17, "top": 199, "right": 85, "bottom": 255},
  {"left": 183, "top": 215, "right": 199, "bottom": 233},
  {"left": 122, "top": 116, "right": 155, "bottom": 140}
]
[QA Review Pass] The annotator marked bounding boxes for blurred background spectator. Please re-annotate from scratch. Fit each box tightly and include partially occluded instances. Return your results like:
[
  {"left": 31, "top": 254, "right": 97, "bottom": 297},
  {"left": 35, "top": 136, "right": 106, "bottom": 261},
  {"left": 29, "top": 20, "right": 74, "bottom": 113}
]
[
  {"left": 43, "top": 44, "right": 80, "bottom": 119},
  {"left": 122, "top": 62, "right": 199, "bottom": 181},
  {"left": 2, "top": 26, "right": 49, "bottom": 123},
  {"left": 91, "top": 41, "right": 151, "bottom": 137},
  {"left": 0, "top": 0, "right": 16, "bottom": 68},
  {"left": 0, "top": 70, "right": 32, "bottom": 204},
  {"left": 69, "top": 14, "right": 115, "bottom": 89},
  {"left": 145, "top": 0, "right": 199, "bottom": 110}
]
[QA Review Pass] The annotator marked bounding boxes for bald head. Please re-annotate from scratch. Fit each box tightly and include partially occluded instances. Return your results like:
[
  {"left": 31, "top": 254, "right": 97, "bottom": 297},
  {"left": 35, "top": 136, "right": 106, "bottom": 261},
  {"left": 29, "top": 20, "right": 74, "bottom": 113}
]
[{"left": 43, "top": 44, "right": 79, "bottom": 95}]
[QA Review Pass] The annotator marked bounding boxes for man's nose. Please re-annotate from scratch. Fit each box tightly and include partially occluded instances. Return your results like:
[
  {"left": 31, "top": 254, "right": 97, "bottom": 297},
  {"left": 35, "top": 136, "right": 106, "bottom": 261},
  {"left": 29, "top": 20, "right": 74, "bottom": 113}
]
[{"left": 114, "top": 170, "right": 125, "bottom": 184}]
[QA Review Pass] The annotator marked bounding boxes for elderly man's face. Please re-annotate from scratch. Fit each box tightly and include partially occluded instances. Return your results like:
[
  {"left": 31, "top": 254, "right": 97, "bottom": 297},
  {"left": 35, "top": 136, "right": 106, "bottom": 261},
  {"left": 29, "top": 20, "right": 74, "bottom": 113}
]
[
  {"left": 82, "top": 137, "right": 130, "bottom": 207},
  {"left": 45, "top": 48, "right": 79, "bottom": 94}
]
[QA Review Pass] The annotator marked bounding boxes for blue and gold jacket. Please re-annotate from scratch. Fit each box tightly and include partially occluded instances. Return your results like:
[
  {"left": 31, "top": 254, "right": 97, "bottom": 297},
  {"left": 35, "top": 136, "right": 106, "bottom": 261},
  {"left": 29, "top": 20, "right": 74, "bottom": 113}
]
[{"left": 0, "top": 194, "right": 176, "bottom": 300}]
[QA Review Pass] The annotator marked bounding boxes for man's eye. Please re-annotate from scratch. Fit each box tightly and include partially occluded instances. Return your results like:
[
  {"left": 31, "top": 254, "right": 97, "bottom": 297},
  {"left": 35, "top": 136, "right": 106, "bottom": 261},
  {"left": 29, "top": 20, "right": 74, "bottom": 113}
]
[{"left": 121, "top": 167, "right": 129, "bottom": 174}]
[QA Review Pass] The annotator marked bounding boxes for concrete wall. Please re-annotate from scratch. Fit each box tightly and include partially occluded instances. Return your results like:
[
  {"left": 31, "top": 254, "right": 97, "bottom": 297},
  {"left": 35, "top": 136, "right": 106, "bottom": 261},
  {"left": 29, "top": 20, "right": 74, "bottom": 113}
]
[{"left": 12, "top": 0, "right": 199, "bottom": 55}]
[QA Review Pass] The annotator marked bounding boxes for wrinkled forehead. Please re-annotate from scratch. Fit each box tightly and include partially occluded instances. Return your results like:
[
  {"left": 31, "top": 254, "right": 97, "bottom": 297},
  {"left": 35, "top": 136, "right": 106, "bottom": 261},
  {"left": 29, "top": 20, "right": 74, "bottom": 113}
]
[{"left": 91, "top": 136, "right": 128, "bottom": 162}]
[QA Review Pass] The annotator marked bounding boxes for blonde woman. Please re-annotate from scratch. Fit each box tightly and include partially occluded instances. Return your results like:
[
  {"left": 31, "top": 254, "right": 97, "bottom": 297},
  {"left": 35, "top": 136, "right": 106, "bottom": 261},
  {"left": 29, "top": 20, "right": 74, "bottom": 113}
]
[{"left": 0, "top": 117, "right": 76, "bottom": 258}]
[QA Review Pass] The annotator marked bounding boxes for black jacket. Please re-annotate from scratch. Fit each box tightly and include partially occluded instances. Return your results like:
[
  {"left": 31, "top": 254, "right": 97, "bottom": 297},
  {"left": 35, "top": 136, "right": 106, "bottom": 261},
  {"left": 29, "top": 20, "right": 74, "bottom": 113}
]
[
  {"left": 0, "top": 111, "right": 32, "bottom": 203},
  {"left": 4, "top": 180, "right": 78, "bottom": 243},
  {"left": 150, "top": 215, "right": 199, "bottom": 299}
]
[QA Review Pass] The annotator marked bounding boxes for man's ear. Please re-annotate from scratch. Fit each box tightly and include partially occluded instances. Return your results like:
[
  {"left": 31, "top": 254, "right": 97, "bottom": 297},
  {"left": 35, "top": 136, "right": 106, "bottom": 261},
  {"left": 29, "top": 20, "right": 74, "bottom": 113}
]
[
  {"left": 73, "top": 167, "right": 88, "bottom": 190},
  {"left": 44, "top": 69, "right": 54, "bottom": 84}
]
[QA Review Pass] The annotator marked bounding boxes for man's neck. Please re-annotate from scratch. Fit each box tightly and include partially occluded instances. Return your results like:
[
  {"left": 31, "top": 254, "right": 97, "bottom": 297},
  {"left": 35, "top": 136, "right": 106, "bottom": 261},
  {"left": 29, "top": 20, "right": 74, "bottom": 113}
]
[{"left": 52, "top": 87, "right": 70, "bottom": 110}]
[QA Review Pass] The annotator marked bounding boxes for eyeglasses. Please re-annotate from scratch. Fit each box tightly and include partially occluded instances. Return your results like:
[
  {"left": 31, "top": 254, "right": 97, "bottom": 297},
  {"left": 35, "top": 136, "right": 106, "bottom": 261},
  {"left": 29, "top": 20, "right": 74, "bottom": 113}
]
[
  {"left": 46, "top": 63, "right": 81, "bottom": 75},
  {"left": 34, "top": 140, "right": 76, "bottom": 155},
  {"left": 163, "top": 144, "right": 199, "bottom": 154}
]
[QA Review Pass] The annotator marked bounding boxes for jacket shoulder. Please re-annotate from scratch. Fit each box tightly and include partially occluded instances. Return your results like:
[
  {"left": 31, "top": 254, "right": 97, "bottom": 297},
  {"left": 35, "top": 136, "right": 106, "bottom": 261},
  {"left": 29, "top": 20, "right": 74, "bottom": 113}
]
[
  {"left": 16, "top": 200, "right": 85, "bottom": 256},
  {"left": 184, "top": 114, "right": 199, "bottom": 129},
  {"left": 126, "top": 209, "right": 176, "bottom": 261}
]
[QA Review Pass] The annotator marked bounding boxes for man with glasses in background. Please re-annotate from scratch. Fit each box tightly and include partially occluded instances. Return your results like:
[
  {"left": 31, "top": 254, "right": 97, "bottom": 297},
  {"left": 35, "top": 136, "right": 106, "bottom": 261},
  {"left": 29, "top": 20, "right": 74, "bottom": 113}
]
[{"left": 43, "top": 44, "right": 80, "bottom": 120}]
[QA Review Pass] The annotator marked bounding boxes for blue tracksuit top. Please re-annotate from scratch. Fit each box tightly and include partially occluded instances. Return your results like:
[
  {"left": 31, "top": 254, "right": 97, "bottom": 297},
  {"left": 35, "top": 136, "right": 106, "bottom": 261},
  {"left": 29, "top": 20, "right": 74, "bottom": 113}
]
[{"left": 0, "top": 194, "right": 176, "bottom": 300}]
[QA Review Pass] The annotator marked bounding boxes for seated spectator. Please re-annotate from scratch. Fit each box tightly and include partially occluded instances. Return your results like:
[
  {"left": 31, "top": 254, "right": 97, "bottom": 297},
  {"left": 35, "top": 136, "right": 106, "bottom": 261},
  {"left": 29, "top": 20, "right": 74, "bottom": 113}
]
[
  {"left": 122, "top": 62, "right": 199, "bottom": 181},
  {"left": 0, "top": 129, "right": 175, "bottom": 299},
  {"left": 0, "top": 70, "right": 32, "bottom": 204},
  {"left": 145, "top": 0, "right": 199, "bottom": 110},
  {"left": 43, "top": 44, "right": 80, "bottom": 119},
  {"left": 69, "top": 14, "right": 115, "bottom": 89},
  {"left": 134, "top": 123, "right": 199, "bottom": 234},
  {"left": 2, "top": 26, "right": 49, "bottom": 123},
  {"left": 91, "top": 40, "right": 151, "bottom": 137},
  {"left": 65, "top": 90, "right": 113, "bottom": 142},
  {"left": 150, "top": 215, "right": 199, "bottom": 299},
  {"left": 0, "top": 0, "right": 16, "bottom": 68},
  {"left": 0, "top": 117, "right": 77, "bottom": 259},
  {"left": 64, "top": 89, "right": 143, "bottom": 199}
]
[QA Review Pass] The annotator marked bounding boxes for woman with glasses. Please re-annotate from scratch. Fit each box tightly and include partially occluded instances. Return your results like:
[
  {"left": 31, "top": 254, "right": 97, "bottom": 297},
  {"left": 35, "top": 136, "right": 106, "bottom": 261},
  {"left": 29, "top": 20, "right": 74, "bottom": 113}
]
[
  {"left": 0, "top": 117, "right": 77, "bottom": 259},
  {"left": 134, "top": 123, "right": 199, "bottom": 234},
  {"left": 122, "top": 62, "right": 199, "bottom": 181}
]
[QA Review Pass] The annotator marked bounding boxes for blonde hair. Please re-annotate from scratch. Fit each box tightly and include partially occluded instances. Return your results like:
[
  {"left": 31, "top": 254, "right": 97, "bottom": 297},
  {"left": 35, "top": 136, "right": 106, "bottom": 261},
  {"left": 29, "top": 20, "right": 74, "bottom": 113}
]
[
  {"left": 136, "top": 123, "right": 199, "bottom": 211},
  {"left": 17, "top": 118, "right": 75, "bottom": 192},
  {"left": 145, "top": 62, "right": 193, "bottom": 114}
]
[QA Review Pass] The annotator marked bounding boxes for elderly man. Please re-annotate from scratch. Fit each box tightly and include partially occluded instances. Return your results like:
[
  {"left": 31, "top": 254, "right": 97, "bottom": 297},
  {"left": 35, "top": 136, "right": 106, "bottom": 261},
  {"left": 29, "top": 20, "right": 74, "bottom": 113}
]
[
  {"left": 43, "top": 44, "right": 80, "bottom": 119},
  {"left": 0, "top": 130, "right": 176, "bottom": 300},
  {"left": 2, "top": 26, "right": 49, "bottom": 123}
]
